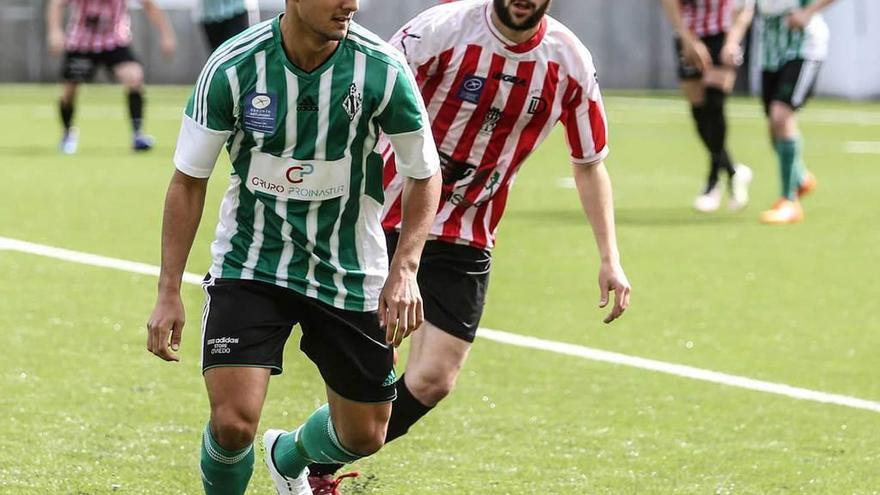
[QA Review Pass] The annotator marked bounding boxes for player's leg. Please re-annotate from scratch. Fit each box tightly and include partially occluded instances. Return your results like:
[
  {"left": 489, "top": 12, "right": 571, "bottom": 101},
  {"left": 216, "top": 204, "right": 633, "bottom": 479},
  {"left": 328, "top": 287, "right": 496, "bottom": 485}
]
[
  {"left": 110, "top": 47, "right": 153, "bottom": 150},
  {"left": 703, "top": 63, "right": 752, "bottom": 210},
  {"left": 308, "top": 234, "right": 488, "bottom": 486},
  {"left": 199, "top": 277, "right": 299, "bottom": 494},
  {"left": 58, "top": 51, "right": 94, "bottom": 154},
  {"left": 760, "top": 59, "right": 821, "bottom": 224},
  {"left": 202, "top": 368, "right": 270, "bottom": 495},
  {"left": 265, "top": 294, "right": 397, "bottom": 492},
  {"left": 676, "top": 37, "right": 721, "bottom": 211},
  {"left": 59, "top": 81, "right": 80, "bottom": 154}
]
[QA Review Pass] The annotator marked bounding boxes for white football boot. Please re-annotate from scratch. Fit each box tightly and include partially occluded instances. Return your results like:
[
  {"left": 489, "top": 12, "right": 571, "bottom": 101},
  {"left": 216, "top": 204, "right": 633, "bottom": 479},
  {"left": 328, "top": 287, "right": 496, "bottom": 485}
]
[
  {"left": 693, "top": 181, "right": 723, "bottom": 212},
  {"left": 728, "top": 164, "right": 753, "bottom": 211},
  {"left": 263, "top": 429, "right": 313, "bottom": 495}
]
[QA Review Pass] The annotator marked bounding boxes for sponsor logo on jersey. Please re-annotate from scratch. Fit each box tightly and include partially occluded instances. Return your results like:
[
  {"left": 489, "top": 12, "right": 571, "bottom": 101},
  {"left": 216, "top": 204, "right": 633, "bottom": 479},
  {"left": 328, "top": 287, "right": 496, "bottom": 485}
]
[
  {"left": 285, "top": 164, "right": 315, "bottom": 184},
  {"left": 243, "top": 92, "right": 277, "bottom": 133},
  {"left": 342, "top": 83, "right": 362, "bottom": 121},
  {"left": 480, "top": 106, "right": 503, "bottom": 134},
  {"left": 457, "top": 74, "right": 486, "bottom": 104},
  {"left": 527, "top": 95, "right": 547, "bottom": 115},
  {"left": 492, "top": 72, "right": 527, "bottom": 86},
  {"left": 297, "top": 96, "right": 318, "bottom": 112}
]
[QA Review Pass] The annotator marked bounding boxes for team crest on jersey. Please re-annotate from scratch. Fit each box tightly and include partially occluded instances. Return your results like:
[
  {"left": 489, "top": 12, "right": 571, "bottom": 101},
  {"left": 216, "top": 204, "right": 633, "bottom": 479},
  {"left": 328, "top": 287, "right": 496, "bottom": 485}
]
[
  {"left": 242, "top": 92, "right": 277, "bottom": 133},
  {"left": 457, "top": 74, "right": 486, "bottom": 104},
  {"left": 342, "top": 83, "right": 362, "bottom": 121},
  {"left": 480, "top": 107, "right": 503, "bottom": 134}
]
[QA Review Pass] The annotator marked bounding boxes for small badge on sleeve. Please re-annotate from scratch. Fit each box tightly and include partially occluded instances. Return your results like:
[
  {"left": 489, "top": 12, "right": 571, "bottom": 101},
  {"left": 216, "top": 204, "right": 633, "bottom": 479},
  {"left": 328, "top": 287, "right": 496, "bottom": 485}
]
[
  {"left": 243, "top": 92, "right": 278, "bottom": 133},
  {"left": 457, "top": 75, "right": 486, "bottom": 104}
]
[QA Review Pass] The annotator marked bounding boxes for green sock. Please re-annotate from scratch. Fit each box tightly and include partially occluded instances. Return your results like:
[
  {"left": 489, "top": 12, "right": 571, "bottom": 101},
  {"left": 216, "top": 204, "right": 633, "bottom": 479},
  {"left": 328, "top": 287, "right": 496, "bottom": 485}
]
[
  {"left": 774, "top": 137, "right": 803, "bottom": 200},
  {"left": 200, "top": 423, "right": 254, "bottom": 495},
  {"left": 273, "top": 404, "right": 363, "bottom": 478}
]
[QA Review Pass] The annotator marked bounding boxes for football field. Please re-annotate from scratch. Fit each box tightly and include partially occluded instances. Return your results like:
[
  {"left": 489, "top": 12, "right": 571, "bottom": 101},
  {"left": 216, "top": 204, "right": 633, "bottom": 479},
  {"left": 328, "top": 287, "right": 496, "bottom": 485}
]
[{"left": 1, "top": 84, "right": 879, "bottom": 494}]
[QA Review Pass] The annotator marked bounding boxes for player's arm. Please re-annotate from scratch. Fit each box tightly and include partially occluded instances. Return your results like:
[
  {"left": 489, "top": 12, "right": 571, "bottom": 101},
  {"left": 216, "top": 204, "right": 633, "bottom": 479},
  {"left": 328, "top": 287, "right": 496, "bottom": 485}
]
[
  {"left": 147, "top": 171, "right": 209, "bottom": 362},
  {"left": 376, "top": 63, "right": 442, "bottom": 347},
  {"left": 563, "top": 54, "right": 631, "bottom": 323},
  {"left": 721, "top": 2, "right": 756, "bottom": 67},
  {"left": 660, "top": 0, "right": 712, "bottom": 71},
  {"left": 788, "top": 0, "right": 837, "bottom": 29},
  {"left": 147, "top": 63, "right": 234, "bottom": 362},
  {"left": 572, "top": 161, "right": 631, "bottom": 324},
  {"left": 140, "top": 0, "right": 177, "bottom": 58},
  {"left": 45, "top": 0, "right": 66, "bottom": 57}
]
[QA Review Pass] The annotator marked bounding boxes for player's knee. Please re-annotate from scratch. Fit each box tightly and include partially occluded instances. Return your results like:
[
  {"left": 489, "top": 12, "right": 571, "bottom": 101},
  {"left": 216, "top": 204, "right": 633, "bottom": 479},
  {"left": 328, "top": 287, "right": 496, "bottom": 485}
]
[
  {"left": 338, "top": 423, "right": 386, "bottom": 455},
  {"left": 409, "top": 372, "right": 457, "bottom": 405},
  {"left": 119, "top": 65, "right": 144, "bottom": 89},
  {"left": 211, "top": 411, "right": 259, "bottom": 450}
]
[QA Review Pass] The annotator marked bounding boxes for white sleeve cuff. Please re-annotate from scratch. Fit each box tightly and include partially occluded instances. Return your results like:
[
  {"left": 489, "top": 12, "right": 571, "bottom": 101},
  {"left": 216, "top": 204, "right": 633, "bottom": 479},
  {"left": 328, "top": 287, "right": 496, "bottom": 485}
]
[
  {"left": 172, "top": 114, "right": 232, "bottom": 178},
  {"left": 385, "top": 126, "right": 440, "bottom": 180}
]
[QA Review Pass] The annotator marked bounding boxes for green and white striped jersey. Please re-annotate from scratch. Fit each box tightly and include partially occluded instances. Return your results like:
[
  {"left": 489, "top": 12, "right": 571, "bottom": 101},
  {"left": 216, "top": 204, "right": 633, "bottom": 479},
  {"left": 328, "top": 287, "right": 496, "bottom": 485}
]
[
  {"left": 756, "top": 0, "right": 830, "bottom": 70},
  {"left": 173, "top": 16, "right": 439, "bottom": 312}
]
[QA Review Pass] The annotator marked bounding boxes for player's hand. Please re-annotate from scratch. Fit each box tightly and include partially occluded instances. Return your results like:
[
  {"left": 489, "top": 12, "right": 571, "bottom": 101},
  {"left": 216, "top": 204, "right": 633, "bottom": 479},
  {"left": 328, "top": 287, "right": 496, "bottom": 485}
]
[
  {"left": 720, "top": 42, "right": 744, "bottom": 68},
  {"left": 786, "top": 9, "right": 812, "bottom": 30},
  {"left": 598, "top": 261, "right": 631, "bottom": 324},
  {"left": 160, "top": 35, "right": 177, "bottom": 59},
  {"left": 683, "top": 37, "right": 713, "bottom": 73},
  {"left": 48, "top": 29, "right": 65, "bottom": 57},
  {"left": 146, "top": 292, "right": 185, "bottom": 362},
  {"left": 378, "top": 265, "right": 423, "bottom": 347}
]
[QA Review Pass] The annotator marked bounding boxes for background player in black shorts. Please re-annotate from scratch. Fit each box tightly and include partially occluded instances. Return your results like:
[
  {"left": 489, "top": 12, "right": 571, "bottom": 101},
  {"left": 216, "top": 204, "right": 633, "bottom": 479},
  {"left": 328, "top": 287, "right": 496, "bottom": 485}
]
[
  {"left": 46, "top": 0, "right": 176, "bottom": 154},
  {"left": 662, "top": 0, "right": 754, "bottom": 212},
  {"left": 198, "top": 0, "right": 257, "bottom": 51}
]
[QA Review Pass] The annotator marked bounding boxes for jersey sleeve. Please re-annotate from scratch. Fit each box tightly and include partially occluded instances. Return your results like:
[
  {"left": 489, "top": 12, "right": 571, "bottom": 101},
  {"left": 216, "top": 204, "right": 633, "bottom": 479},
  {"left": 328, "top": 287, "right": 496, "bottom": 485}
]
[
  {"left": 388, "top": 6, "right": 443, "bottom": 77},
  {"left": 173, "top": 62, "right": 236, "bottom": 178},
  {"left": 376, "top": 63, "right": 440, "bottom": 180},
  {"left": 560, "top": 49, "right": 610, "bottom": 166}
]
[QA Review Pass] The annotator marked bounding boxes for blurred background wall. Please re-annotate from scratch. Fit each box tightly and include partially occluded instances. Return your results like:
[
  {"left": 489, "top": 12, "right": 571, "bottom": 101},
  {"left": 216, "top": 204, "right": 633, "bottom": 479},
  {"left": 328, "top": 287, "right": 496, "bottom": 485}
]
[{"left": 0, "top": 0, "right": 877, "bottom": 98}]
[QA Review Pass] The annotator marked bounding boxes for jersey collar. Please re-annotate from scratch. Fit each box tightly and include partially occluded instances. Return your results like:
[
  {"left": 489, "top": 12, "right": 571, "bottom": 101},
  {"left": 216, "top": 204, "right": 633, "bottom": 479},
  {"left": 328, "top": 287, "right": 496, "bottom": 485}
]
[{"left": 483, "top": 3, "right": 547, "bottom": 55}]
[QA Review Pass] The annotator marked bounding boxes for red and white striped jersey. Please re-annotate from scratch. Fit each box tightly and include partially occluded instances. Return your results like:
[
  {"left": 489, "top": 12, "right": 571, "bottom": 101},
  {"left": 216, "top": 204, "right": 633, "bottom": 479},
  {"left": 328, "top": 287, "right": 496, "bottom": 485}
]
[
  {"left": 64, "top": 0, "right": 132, "bottom": 53},
  {"left": 381, "top": 0, "right": 609, "bottom": 250},
  {"left": 680, "top": 0, "right": 734, "bottom": 38}
]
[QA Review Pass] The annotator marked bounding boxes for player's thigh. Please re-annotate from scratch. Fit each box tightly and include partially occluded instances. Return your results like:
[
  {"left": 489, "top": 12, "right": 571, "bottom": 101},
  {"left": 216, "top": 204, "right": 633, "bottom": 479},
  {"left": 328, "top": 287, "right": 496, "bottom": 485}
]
[
  {"left": 704, "top": 65, "right": 737, "bottom": 93},
  {"left": 769, "top": 101, "right": 798, "bottom": 138},
  {"left": 326, "top": 385, "right": 391, "bottom": 454},
  {"left": 60, "top": 81, "right": 80, "bottom": 102},
  {"left": 205, "top": 367, "right": 272, "bottom": 424}
]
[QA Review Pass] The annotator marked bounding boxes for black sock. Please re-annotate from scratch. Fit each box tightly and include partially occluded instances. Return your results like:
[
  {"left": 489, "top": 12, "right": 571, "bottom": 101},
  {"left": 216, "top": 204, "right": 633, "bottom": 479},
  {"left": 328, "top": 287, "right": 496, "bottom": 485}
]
[
  {"left": 127, "top": 89, "right": 144, "bottom": 134},
  {"left": 704, "top": 87, "right": 736, "bottom": 178},
  {"left": 307, "top": 374, "right": 434, "bottom": 478},
  {"left": 691, "top": 103, "right": 718, "bottom": 190},
  {"left": 385, "top": 374, "right": 433, "bottom": 443},
  {"left": 60, "top": 99, "right": 74, "bottom": 132}
]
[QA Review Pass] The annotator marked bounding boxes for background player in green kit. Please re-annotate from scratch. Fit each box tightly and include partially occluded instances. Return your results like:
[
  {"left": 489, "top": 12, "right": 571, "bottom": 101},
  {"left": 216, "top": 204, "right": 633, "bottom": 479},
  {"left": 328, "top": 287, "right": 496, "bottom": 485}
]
[
  {"left": 199, "top": 0, "right": 257, "bottom": 51},
  {"left": 145, "top": 0, "right": 441, "bottom": 493},
  {"left": 748, "top": 0, "right": 839, "bottom": 224}
]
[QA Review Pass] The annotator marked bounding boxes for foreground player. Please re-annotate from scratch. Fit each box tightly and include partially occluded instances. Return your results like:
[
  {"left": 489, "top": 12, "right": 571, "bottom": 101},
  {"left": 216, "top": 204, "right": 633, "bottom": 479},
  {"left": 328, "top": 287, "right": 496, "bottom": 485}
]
[
  {"left": 46, "top": 0, "right": 176, "bottom": 153},
  {"left": 308, "top": 0, "right": 632, "bottom": 491},
  {"left": 750, "top": 0, "right": 837, "bottom": 224},
  {"left": 145, "top": 0, "right": 442, "bottom": 493},
  {"left": 661, "top": 0, "right": 753, "bottom": 212}
]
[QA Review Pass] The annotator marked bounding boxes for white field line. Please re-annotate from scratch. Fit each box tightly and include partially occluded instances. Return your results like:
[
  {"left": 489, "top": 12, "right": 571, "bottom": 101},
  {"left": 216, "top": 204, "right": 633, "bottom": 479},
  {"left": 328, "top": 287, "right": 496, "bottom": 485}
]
[
  {"left": 845, "top": 141, "right": 880, "bottom": 154},
  {"left": 2, "top": 235, "right": 879, "bottom": 414}
]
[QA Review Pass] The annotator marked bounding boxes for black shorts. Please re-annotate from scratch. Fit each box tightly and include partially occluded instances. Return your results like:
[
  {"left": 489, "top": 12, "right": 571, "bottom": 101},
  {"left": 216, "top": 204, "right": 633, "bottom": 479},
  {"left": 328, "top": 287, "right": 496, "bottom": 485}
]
[
  {"left": 386, "top": 232, "right": 491, "bottom": 343},
  {"left": 675, "top": 33, "right": 726, "bottom": 80},
  {"left": 61, "top": 46, "right": 139, "bottom": 82},
  {"left": 762, "top": 59, "right": 823, "bottom": 115},
  {"left": 200, "top": 276, "right": 396, "bottom": 403},
  {"left": 202, "top": 11, "right": 250, "bottom": 51}
]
